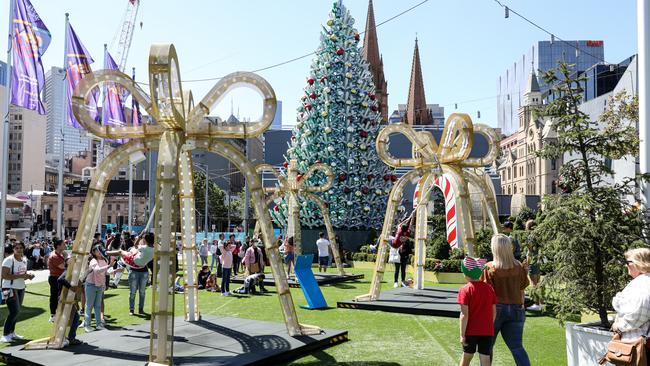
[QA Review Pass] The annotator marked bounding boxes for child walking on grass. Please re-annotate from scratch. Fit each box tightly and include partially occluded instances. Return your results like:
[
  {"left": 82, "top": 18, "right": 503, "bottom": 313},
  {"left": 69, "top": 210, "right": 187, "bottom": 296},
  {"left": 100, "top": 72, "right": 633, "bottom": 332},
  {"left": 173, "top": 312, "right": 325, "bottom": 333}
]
[{"left": 457, "top": 256, "right": 496, "bottom": 366}]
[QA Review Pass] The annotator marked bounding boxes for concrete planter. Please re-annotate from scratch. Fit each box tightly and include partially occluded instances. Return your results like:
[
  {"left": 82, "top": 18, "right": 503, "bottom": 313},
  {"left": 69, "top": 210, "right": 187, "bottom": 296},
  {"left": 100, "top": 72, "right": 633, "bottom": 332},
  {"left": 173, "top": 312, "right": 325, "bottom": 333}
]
[
  {"left": 565, "top": 322, "right": 613, "bottom": 366},
  {"left": 432, "top": 272, "right": 465, "bottom": 284}
]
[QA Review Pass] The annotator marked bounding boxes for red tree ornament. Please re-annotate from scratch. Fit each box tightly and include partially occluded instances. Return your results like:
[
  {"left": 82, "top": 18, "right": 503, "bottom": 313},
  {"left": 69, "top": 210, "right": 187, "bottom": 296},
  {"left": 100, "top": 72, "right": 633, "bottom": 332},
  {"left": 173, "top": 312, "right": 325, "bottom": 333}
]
[
  {"left": 343, "top": 187, "right": 352, "bottom": 193},
  {"left": 309, "top": 92, "right": 318, "bottom": 99},
  {"left": 320, "top": 76, "right": 327, "bottom": 83},
  {"left": 282, "top": 161, "right": 289, "bottom": 168},
  {"left": 307, "top": 78, "right": 315, "bottom": 85},
  {"left": 367, "top": 174, "right": 374, "bottom": 181},
  {"left": 369, "top": 93, "right": 376, "bottom": 101},
  {"left": 336, "top": 48, "right": 344, "bottom": 56},
  {"left": 297, "top": 174, "right": 304, "bottom": 182},
  {"left": 383, "top": 174, "right": 390, "bottom": 181},
  {"left": 338, "top": 174, "right": 347, "bottom": 182},
  {"left": 359, "top": 130, "right": 368, "bottom": 138},
  {"left": 354, "top": 33, "right": 360, "bottom": 41},
  {"left": 362, "top": 187, "right": 369, "bottom": 194},
  {"left": 390, "top": 174, "right": 398, "bottom": 182},
  {"left": 304, "top": 103, "right": 312, "bottom": 111}
]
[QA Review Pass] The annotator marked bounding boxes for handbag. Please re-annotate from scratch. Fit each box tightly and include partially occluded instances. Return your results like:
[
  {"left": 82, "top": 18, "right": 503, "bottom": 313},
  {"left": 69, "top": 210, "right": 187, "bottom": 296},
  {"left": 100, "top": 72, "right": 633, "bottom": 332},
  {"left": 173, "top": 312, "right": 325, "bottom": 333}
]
[
  {"left": 388, "top": 247, "right": 401, "bottom": 264},
  {"left": 599, "top": 332, "right": 647, "bottom": 366},
  {"left": 2, "top": 258, "right": 16, "bottom": 304}
]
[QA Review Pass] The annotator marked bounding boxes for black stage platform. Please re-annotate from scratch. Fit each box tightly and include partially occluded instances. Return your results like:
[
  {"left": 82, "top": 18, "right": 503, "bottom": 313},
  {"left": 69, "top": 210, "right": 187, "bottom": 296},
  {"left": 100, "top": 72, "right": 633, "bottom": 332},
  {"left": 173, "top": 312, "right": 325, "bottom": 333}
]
[
  {"left": 337, "top": 286, "right": 461, "bottom": 317},
  {"left": 232, "top": 272, "right": 364, "bottom": 288},
  {"left": 0, "top": 315, "right": 348, "bottom": 366}
]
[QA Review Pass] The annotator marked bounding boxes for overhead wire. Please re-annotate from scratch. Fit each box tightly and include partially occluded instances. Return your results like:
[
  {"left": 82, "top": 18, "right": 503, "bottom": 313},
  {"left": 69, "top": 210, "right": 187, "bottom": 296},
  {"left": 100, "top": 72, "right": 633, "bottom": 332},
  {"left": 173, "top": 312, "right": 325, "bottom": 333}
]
[
  {"left": 491, "top": 0, "right": 612, "bottom": 65},
  {"left": 180, "top": 0, "right": 430, "bottom": 83}
]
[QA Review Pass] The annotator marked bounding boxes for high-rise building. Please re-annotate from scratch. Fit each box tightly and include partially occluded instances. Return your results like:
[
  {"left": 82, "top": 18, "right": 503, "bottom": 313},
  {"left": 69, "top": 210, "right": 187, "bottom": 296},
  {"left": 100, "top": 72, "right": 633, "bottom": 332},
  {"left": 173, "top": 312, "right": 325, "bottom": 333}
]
[
  {"left": 271, "top": 100, "right": 283, "bottom": 130},
  {"left": 497, "top": 40, "right": 604, "bottom": 135},
  {"left": 362, "top": 0, "right": 388, "bottom": 124},
  {"left": 0, "top": 62, "right": 48, "bottom": 194},
  {"left": 44, "top": 66, "right": 91, "bottom": 159}
]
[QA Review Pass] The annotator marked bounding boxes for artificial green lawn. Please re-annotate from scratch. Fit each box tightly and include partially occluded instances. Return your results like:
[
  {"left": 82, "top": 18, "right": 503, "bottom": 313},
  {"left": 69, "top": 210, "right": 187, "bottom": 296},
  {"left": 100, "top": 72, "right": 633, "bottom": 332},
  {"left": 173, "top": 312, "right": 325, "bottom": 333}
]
[{"left": 0, "top": 266, "right": 566, "bottom": 365}]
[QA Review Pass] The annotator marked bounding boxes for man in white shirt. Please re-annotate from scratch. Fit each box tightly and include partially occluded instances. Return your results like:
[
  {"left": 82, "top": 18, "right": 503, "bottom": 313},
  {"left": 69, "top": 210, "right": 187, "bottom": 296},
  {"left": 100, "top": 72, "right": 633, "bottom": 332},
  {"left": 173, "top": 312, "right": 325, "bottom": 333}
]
[{"left": 315, "top": 232, "right": 331, "bottom": 273}]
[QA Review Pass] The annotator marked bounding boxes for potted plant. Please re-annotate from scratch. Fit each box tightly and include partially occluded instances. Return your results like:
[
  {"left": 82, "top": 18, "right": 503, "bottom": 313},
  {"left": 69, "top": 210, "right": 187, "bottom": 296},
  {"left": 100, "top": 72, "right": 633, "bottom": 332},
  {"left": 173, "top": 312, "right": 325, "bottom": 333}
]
[{"left": 532, "top": 63, "right": 648, "bottom": 366}]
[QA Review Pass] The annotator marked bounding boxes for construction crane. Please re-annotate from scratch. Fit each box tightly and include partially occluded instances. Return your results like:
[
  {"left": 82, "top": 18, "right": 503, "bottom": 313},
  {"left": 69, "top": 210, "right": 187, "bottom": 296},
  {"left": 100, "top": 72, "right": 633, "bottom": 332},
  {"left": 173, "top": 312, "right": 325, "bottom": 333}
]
[{"left": 112, "top": 0, "right": 141, "bottom": 71}]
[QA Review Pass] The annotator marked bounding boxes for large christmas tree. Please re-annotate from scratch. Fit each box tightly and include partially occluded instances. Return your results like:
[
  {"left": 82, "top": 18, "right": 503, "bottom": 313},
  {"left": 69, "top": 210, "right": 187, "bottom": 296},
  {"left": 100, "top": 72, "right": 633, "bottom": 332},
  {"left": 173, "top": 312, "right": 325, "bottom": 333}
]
[{"left": 274, "top": 1, "right": 395, "bottom": 230}]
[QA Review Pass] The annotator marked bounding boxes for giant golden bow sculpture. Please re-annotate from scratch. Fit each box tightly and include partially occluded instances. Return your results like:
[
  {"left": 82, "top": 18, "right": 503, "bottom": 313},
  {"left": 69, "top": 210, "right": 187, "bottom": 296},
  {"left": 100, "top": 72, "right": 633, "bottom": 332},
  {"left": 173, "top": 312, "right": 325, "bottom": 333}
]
[
  {"left": 28, "top": 44, "right": 319, "bottom": 365},
  {"left": 356, "top": 113, "right": 501, "bottom": 302},
  {"left": 256, "top": 159, "right": 345, "bottom": 275}
]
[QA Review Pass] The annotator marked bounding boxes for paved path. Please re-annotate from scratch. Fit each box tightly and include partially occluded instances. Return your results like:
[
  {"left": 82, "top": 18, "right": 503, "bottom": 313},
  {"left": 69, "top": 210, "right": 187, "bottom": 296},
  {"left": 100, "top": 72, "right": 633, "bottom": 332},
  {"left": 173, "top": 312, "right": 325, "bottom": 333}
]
[{"left": 26, "top": 269, "right": 50, "bottom": 284}]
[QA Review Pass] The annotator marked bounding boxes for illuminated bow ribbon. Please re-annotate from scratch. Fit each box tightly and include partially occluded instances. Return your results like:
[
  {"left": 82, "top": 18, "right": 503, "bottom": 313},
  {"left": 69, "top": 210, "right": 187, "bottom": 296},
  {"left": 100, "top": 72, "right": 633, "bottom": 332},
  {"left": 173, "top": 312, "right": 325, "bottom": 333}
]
[
  {"left": 256, "top": 159, "right": 345, "bottom": 275},
  {"left": 356, "top": 113, "right": 501, "bottom": 302},
  {"left": 58, "top": 44, "right": 320, "bottom": 362},
  {"left": 376, "top": 113, "right": 499, "bottom": 171}
]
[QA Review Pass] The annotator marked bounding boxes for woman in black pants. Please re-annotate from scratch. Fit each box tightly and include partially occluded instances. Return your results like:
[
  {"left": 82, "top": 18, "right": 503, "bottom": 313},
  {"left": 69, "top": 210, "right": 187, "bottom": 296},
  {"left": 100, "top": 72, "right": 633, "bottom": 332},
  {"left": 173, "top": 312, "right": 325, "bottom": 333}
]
[{"left": 47, "top": 239, "right": 66, "bottom": 322}]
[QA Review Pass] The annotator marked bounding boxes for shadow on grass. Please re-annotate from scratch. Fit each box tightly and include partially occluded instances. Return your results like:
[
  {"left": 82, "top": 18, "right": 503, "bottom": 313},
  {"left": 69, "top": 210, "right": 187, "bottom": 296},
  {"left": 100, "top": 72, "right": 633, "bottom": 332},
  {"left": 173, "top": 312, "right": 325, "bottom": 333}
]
[
  {"left": 328, "top": 283, "right": 356, "bottom": 290},
  {"left": 0, "top": 304, "right": 46, "bottom": 326}
]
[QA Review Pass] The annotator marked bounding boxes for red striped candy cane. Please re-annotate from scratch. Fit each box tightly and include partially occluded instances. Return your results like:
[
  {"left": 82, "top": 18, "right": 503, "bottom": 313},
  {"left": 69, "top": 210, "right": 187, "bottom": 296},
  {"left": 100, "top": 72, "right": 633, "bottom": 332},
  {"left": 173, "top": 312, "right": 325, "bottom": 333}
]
[{"left": 413, "top": 176, "right": 458, "bottom": 249}]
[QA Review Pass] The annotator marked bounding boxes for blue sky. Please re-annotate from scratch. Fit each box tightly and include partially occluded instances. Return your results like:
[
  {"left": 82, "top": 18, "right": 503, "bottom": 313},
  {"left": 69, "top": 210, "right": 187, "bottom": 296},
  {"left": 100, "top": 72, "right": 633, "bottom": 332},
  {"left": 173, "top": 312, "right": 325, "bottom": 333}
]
[{"left": 1, "top": 0, "right": 639, "bottom": 128}]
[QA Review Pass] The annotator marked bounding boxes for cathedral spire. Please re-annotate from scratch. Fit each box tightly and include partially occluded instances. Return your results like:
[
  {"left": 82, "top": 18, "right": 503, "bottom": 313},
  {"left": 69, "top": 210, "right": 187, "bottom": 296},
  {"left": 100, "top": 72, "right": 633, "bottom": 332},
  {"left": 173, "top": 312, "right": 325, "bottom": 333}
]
[
  {"left": 406, "top": 37, "right": 432, "bottom": 125},
  {"left": 362, "top": 0, "right": 388, "bottom": 123}
]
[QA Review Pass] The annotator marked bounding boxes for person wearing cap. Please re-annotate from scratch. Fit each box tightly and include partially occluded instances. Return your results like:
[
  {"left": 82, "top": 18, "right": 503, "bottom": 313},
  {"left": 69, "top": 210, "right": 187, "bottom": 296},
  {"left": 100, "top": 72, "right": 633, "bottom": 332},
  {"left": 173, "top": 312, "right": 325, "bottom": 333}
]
[
  {"left": 481, "top": 234, "right": 531, "bottom": 366},
  {"left": 502, "top": 221, "right": 521, "bottom": 261},
  {"left": 458, "top": 256, "right": 497, "bottom": 366},
  {"left": 47, "top": 238, "right": 67, "bottom": 323}
]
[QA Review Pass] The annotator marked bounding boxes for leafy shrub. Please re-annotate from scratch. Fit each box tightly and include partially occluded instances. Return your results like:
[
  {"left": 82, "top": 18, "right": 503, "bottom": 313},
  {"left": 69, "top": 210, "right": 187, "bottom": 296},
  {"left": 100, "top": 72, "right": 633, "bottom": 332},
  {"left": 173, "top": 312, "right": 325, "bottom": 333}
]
[
  {"left": 474, "top": 228, "right": 493, "bottom": 261},
  {"left": 359, "top": 245, "right": 371, "bottom": 253},
  {"left": 352, "top": 252, "right": 366, "bottom": 262}
]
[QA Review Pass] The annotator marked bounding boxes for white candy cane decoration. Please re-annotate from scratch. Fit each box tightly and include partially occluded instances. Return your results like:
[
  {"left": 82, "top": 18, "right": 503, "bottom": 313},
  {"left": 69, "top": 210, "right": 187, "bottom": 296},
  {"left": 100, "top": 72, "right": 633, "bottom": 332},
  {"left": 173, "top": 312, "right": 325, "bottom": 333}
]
[{"left": 413, "top": 176, "right": 459, "bottom": 249}]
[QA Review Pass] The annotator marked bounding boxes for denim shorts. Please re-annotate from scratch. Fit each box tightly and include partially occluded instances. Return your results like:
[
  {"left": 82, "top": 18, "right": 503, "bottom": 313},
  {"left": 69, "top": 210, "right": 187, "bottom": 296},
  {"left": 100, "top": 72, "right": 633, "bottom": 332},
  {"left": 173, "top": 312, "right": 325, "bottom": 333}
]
[{"left": 284, "top": 252, "right": 294, "bottom": 263}]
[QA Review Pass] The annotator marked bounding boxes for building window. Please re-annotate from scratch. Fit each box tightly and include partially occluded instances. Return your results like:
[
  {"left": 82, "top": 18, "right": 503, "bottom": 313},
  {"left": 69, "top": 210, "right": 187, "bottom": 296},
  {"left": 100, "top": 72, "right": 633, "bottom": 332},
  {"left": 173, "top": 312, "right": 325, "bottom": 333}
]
[
  {"left": 116, "top": 204, "right": 121, "bottom": 211},
  {"left": 552, "top": 180, "right": 557, "bottom": 194},
  {"left": 514, "top": 184, "right": 517, "bottom": 193},
  {"left": 514, "top": 166, "right": 517, "bottom": 179},
  {"left": 551, "top": 159, "right": 557, "bottom": 170},
  {"left": 68, "top": 219, "right": 72, "bottom": 228},
  {"left": 108, "top": 204, "right": 112, "bottom": 211},
  {"left": 507, "top": 167, "right": 511, "bottom": 180},
  {"left": 605, "top": 158, "right": 612, "bottom": 171},
  {"left": 68, "top": 204, "right": 73, "bottom": 211},
  {"left": 107, "top": 216, "right": 112, "bottom": 223}
]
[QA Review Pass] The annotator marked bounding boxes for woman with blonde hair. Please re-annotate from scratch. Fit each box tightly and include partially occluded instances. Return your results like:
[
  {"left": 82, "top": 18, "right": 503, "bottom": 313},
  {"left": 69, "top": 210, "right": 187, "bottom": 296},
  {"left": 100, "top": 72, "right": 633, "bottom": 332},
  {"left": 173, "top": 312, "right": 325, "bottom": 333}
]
[
  {"left": 611, "top": 247, "right": 650, "bottom": 363},
  {"left": 481, "top": 234, "right": 531, "bottom": 366}
]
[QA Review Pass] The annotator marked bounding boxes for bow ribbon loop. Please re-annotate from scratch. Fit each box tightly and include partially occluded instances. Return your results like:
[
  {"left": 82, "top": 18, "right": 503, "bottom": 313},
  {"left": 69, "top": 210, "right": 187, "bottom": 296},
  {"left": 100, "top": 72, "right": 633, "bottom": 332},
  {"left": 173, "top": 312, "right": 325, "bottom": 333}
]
[{"left": 376, "top": 113, "right": 498, "bottom": 171}]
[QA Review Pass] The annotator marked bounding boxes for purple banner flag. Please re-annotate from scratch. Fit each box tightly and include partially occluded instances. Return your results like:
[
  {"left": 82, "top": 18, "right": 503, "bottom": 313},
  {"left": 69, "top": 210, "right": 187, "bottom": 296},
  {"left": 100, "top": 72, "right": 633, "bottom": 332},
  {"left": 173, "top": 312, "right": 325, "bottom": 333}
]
[
  {"left": 10, "top": 0, "right": 51, "bottom": 114},
  {"left": 66, "top": 23, "right": 98, "bottom": 128},
  {"left": 103, "top": 50, "right": 127, "bottom": 144}
]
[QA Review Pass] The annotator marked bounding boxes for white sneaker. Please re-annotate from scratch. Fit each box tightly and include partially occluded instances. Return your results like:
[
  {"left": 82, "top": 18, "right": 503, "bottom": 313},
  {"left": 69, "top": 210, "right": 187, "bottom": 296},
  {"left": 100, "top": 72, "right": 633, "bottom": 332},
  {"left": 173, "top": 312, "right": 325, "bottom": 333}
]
[
  {"left": 49, "top": 315, "right": 55, "bottom": 323},
  {"left": 526, "top": 304, "right": 542, "bottom": 311},
  {"left": 10, "top": 333, "right": 24, "bottom": 340},
  {"left": 62, "top": 339, "right": 70, "bottom": 347},
  {"left": 225, "top": 292, "right": 231, "bottom": 297},
  {"left": 96, "top": 324, "right": 106, "bottom": 331},
  {"left": 393, "top": 282, "right": 399, "bottom": 288},
  {"left": 84, "top": 326, "right": 93, "bottom": 333},
  {"left": 0, "top": 335, "right": 13, "bottom": 343}
]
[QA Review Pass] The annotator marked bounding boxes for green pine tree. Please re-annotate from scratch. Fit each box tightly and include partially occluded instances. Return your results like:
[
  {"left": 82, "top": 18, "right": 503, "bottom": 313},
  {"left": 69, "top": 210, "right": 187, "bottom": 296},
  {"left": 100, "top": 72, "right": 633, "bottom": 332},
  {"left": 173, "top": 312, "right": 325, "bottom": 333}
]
[{"left": 273, "top": 1, "right": 394, "bottom": 230}]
